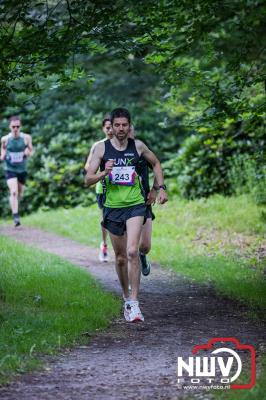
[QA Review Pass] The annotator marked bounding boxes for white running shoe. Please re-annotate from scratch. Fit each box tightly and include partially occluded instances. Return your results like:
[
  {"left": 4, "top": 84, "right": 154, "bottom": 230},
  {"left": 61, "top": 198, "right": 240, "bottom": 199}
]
[
  {"left": 99, "top": 242, "right": 109, "bottom": 262},
  {"left": 124, "top": 301, "right": 144, "bottom": 322}
]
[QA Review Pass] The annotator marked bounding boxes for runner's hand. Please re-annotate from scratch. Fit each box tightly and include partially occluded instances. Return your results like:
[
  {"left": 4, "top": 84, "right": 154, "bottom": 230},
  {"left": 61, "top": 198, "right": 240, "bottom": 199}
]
[
  {"left": 157, "top": 189, "right": 168, "bottom": 204},
  {"left": 146, "top": 188, "right": 157, "bottom": 205},
  {"left": 104, "top": 159, "right": 114, "bottom": 174}
]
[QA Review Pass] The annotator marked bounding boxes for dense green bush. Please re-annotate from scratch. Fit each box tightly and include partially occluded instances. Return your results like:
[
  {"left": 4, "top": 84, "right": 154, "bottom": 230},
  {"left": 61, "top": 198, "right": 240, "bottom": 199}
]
[
  {"left": 228, "top": 154, "right": 266, "bottom": 205},
  {"left": 163, "top": 116, "right": 265, "bottom": 199}
]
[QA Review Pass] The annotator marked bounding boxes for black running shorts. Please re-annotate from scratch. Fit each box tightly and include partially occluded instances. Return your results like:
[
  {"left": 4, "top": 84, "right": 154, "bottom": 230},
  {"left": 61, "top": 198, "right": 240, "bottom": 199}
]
[
  {"left": 102, "top": 203, "right": 147, "bottom": 236},
  {"left": 5, "top": 170, "right": 27, "bottom": 185},
  {"left": 96, "top": 194, "right": 104, "bottom": 210},
  {"left": 145, "top": 205, "right": 155, "bottom": 221}
]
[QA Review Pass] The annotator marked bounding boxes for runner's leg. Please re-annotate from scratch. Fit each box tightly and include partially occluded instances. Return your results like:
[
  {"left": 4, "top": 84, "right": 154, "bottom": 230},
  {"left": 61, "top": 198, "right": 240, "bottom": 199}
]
[
  {"left": 102, "top": 226, "right": 108, "bottom": 245},
  {"left": 139, "top": 217, "right": 152, "bottom": 276},
  {"left": 126, "top": 216, "right": 144, "bottom": 301},
  {"left": 7, "top": 177, "right": 19, "bottom": 214},
  {"left": 99, "top": 210, "right": 109, "bottom": 261},
  {"left": 139, "top": 217, "right": 152, "bottom": 255},
  {"left": 18, "top": 182, "right": 25, "bottom": 203},
  {"left": 109, "top": 232, "right": 129, "bottom": 299}
]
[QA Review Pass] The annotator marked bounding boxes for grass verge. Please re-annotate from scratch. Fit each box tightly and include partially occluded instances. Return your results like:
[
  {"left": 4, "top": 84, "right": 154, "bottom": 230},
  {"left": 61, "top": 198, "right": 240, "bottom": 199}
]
[
  {"left": 0, "top": 235, "right": 120, "bottom": 383},
  {"left": 211, "top": 355, "right": 266, "bottom": 400}
]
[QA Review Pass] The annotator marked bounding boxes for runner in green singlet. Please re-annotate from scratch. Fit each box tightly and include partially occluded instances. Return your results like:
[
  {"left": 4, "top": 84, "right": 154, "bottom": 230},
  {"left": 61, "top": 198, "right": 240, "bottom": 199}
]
[
  {"left": 84, "top": 116, "right": 113, "bottom": 261},
  {"left": 85, "top": 108, "right": 167, "bottom": 323},
  {"left": 0, "top": 116, "right": 33, "bottom": 226}
]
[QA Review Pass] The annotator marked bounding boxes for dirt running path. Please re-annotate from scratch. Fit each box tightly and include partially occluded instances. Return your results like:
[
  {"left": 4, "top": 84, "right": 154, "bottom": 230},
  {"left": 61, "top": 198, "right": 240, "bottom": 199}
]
[{"left": 0, "top": 225, "right": 265, "bottom": 400}]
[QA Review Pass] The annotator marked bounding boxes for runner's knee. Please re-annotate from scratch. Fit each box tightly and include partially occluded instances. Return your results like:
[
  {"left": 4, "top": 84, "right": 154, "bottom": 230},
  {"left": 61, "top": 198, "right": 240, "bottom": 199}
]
[
  {"left": 10, "top": 190, "right": 18, "bottom": 198},
  {"left": 127, "top": 246, "right": 138, "bottom": 261},
  {"left": 116, "top": 253, "right": 127, "bottom": 268}
]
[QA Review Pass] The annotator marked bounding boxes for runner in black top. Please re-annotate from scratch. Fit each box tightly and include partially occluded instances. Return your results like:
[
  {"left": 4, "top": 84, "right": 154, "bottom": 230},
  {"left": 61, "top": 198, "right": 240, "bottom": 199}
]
[{"left": 85, "top": 108, "right": 168, "bottom": 323}]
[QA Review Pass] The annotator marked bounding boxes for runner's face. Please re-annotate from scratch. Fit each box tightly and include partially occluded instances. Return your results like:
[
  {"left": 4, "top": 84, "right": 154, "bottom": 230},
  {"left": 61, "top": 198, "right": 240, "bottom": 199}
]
[
  {"left": 112, "top": 117, "right": 130, "bottom": 141},
  {"left": 9, "top": 120, "right": 21, "bottom": 136},
  {"left": 103, "top": 121, "right": 113, "bottom": 139}
]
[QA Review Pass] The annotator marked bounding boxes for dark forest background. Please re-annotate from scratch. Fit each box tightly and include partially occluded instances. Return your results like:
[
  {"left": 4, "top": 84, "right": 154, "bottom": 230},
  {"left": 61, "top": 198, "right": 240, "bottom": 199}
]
[{"left": 0, "top": 0, "right": 265, "bottom": 215}]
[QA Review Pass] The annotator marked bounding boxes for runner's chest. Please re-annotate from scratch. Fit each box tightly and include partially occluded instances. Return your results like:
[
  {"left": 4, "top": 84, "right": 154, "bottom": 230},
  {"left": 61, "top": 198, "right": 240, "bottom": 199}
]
[{"left": 7, "top": 137, "right": 26, "bottom": 153}]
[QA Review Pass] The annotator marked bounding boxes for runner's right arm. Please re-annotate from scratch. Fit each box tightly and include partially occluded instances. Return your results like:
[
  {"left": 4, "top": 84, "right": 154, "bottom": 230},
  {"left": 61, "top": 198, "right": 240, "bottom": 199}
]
[
  {"left": 0, "top": 136, "right": 7, "bottom": 161},
  {"left": 84, "top": 142, "right": 98, "bottom": 172},
  {"left": 84, "top": 142, "right": 113, "bottom": 187}
]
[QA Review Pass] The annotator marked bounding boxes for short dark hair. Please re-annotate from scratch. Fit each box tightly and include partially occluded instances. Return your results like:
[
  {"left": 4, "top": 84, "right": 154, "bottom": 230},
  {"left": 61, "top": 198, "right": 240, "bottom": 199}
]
[
  {"left": 9, "top": 116, "right": 21, "bottom": 123},
  {"left": 102, "top": 114, "right": 111, "bottom": 127},
  {"left": 110, "top": 108, "right": 131, "bottom": 124}
]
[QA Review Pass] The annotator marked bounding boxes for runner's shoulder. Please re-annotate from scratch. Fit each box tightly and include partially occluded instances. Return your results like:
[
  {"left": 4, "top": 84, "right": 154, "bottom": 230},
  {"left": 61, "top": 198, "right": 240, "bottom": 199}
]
[
  {"left": 93, "top": 138, "right": 107, "bottom": 150},
  {"left": 135, "top": 139, "right": 149, "bottom": 154},
  {"left": 93, "top": 140, "right": 105, "bottom": 156},
  {"left": 22, "top": 132, "right": 31, "bottom": 141},
  {"left": 1, "top": 134, "right": 9, "bottom": 143}
]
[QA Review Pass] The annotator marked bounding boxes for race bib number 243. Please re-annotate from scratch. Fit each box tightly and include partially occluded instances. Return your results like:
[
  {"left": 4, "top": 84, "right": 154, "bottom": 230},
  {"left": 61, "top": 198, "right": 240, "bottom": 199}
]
[{"left": 109, "top": 166, "right": 136, "bottom": 186}]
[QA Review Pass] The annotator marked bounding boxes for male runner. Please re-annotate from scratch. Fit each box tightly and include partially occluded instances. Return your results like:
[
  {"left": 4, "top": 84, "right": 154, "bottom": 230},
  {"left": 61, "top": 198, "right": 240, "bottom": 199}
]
[
  {"left": 85, "top": 108, "right": 167, "bottom": 322},
  {"left": 84, "top": 116, "right": 113, "bottom": 262},
  {"left": 129, "top": 125, "right": 157, "bottom": 276},
  {"left": 0, "top": 116, "right": 33, "bottom": 226}
]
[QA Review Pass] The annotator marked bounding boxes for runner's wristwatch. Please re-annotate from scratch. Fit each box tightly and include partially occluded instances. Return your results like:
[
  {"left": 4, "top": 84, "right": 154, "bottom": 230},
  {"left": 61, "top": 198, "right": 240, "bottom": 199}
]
[
  {"left": 159, "top": 184, "right": 167, "bottom": 191},
  {"left": 153, "top": 184, "right": 167, "bottom": 191}
]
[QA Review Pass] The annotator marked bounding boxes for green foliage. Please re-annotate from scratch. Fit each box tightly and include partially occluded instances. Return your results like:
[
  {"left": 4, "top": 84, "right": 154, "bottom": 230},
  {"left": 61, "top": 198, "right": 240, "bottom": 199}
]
[
  {"left": 138, "top": 1, "right": 266, "bottom": 200},
  {"left": 137, "top": 1, "right": 266, "bottom": 122},
  {"left": 0, "top": 1, "right": 265, "bottom": 209},
  {"left": 0, "top": 54, "right": 184, "bottom": 216},
  {"left": 0, "top": 1, "right": 135, "bottom": 107},
  {"left": 228, "top": 154, "right": 266, "bottom": 205},
  {"left": 163, "top": 115, "right": 265, "bottom": 199}
]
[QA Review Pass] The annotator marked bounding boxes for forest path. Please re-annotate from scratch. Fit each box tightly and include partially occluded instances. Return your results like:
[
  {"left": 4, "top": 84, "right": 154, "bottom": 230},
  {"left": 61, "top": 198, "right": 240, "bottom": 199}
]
[{"left": 0, "top": 225, "right": 265, "bottom": 400}]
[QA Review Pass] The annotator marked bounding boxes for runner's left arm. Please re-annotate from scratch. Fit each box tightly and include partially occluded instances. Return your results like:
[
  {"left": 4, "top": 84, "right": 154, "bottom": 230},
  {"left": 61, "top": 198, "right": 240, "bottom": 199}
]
[
  {"left": 24, "top": 134, "right": 33, "bottom": 157},
  {"left": 146, "top": 162, "right": 158, "bottom": 205},
  {"left": 136, "top": 140, "right": 168, "bottom": 204}
]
